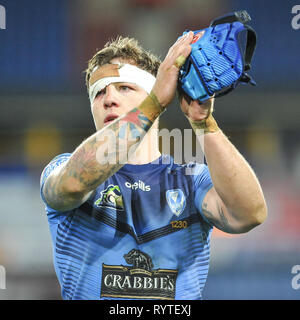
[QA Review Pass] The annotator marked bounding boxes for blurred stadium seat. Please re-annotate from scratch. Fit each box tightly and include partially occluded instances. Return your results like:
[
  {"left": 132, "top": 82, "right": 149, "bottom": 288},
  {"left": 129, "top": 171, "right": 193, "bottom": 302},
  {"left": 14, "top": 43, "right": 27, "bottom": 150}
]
[{"left": 0, "top": 0, "right": 299, "bottom": 299}]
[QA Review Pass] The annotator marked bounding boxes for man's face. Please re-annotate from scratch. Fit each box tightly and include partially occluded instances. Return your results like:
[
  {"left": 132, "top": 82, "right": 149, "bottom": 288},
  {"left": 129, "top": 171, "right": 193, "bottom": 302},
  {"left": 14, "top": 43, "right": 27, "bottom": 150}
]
[{"left": 91, "top": 58, "right": 149, "bottom": 131}]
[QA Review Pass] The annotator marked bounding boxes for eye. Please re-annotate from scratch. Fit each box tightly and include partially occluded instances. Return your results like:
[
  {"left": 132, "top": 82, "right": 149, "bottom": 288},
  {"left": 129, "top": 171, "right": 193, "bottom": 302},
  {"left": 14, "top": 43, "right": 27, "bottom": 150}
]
[
  {"left": 120, "top": 86, "right": 129, "bottom": 91},
  {"left": 119, "top": 84, "right": 133, "bottom": 92},
  {"left": 95, "top": 88, "right": 105, "bottom": 98}
]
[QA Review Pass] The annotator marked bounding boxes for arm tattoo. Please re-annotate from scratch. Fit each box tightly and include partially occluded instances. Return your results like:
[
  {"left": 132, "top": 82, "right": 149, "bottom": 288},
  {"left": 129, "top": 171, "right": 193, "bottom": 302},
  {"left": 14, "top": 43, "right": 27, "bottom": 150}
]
[
  {"left": 202, "top": 202, "right": 235, "bottom": 233},
  {"left": 44, "top": 105, "right": 154, "bottom": 208},
  {"left": 67, "top": 107, "right": 152, "bottom": 189}
]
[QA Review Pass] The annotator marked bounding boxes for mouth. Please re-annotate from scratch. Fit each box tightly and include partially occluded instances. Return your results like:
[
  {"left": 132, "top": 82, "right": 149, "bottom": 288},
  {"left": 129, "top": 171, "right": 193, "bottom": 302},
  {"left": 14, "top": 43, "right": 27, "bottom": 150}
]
[{"left": 104, "top": 114, "right": 119, "bottom": 124}]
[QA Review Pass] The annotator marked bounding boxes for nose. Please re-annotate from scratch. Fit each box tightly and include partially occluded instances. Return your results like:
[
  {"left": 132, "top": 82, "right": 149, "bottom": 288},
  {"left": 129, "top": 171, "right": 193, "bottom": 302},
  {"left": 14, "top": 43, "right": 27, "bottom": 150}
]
[{"left": 103, "top": 84, "right": 119, "bottom": 109}]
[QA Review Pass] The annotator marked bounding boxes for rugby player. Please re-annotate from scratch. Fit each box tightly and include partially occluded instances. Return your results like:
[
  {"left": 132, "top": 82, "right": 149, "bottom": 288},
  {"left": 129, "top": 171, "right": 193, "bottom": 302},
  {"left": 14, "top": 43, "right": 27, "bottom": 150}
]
[{"left": 40, "top": 31, "right": 267, "bottom": 300}]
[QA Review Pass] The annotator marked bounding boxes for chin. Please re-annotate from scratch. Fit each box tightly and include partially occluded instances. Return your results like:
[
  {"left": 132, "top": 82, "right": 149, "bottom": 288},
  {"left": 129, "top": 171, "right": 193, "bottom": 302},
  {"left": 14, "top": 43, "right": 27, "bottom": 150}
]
[{"left": 94, "top": 124, "right": 104, "bottom": 131}]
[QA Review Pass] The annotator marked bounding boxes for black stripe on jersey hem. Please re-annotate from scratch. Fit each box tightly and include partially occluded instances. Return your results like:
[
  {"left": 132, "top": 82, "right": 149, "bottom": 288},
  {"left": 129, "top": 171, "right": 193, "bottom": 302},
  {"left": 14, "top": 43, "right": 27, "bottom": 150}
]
[
  {"left": 56, "top": 248, "right": 83, "bottom": 262},
  {"left": 79, "top": 202, "right": 201, "bottom": 244}
]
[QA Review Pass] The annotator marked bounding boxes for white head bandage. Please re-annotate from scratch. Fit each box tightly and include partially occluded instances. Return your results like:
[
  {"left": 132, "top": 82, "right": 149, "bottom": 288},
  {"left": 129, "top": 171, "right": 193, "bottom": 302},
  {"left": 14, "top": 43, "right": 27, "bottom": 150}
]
[{"left": 89, "top": 63, "right": 156, "bottom": 103}]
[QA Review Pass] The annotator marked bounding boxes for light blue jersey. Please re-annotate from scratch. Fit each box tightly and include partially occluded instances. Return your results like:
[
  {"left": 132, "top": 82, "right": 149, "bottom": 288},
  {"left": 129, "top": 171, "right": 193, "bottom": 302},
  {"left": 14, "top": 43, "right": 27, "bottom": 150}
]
[{"left": 40, "top": 154, "right": 213, "bottom": 300}]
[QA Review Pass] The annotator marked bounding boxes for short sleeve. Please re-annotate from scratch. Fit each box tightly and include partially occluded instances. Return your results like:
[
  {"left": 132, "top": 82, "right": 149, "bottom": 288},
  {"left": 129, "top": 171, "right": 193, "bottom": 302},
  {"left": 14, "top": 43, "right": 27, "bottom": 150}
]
[
  {"left": 40, "top": 153, "right": 71, "bottom": 214},
  {"left": 192, "top": 163, "right": 214, "bottom": 225}
]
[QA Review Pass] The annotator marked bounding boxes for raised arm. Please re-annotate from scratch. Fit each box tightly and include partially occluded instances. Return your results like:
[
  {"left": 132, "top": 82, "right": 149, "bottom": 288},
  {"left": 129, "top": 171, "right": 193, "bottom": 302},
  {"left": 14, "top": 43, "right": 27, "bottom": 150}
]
[
  {"left": 43, "top": 96, "right": 161, "bottom": 212},
  {"left": 180, "top": 95, "right": 267, "bottom": 233},
  {"left": 43, "top": 32, "right": 194, "bottom": 212}
]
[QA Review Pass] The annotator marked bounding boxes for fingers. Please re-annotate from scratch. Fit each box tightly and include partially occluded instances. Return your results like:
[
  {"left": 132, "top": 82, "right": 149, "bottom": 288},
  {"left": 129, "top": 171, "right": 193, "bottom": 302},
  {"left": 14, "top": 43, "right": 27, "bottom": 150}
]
[
  {"left": 180, "top": 97, "right": 214, "bottom": 121},
  {"left": 176, "top": 31, "right": 193, "bottom": 43},
  {"left": 191, "top": 30, "right": 205, "bottom": 43},
  {"left": 172, "top": 30, "right": 206, "bottom": 66},
  {"left": 173, "top": 31, "right": 194, "bottom": 52},
  {"left": 164, "top": 31, "right": 194, "bottom": 69},
  {"left": 174, "top": 55, "right": 186, "bottom": 69},
  {"left": 151, "top": 31, "right": 194, "bottom": 107}
]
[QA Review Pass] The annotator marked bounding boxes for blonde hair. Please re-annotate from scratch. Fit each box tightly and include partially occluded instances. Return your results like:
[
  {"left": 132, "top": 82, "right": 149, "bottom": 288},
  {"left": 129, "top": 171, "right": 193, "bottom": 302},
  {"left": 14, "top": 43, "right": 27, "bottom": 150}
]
[{"left": 85, "top": 36, "right": 161, "bottom": 90}]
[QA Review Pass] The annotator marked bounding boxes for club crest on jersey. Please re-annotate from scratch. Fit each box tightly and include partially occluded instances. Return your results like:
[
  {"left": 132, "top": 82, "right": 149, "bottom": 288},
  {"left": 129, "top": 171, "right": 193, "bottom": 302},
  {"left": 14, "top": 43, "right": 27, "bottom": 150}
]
[
  {"left": 166, "top": 189, "right": 186, "bottom": 216},
  {"left": 94, "top": 184, "right": 124, "bottom": 211}
]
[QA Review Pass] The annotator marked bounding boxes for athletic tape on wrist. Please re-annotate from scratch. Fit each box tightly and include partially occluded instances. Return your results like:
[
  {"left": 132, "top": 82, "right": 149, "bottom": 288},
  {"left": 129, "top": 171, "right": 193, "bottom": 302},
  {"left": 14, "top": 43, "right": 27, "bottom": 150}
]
[
  {"left": 188, "top": 114, "right": 219, "bottom": 134},
  {"left": 138, "top": 91, "right": 165, "bottom": 122}
]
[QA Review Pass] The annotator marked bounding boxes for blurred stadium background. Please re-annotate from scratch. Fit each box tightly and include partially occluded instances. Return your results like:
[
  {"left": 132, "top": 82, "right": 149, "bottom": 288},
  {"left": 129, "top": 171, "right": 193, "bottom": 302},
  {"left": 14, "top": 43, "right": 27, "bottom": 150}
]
[{"left": 0, "top": 0, "right": 299, "bottom": 300}]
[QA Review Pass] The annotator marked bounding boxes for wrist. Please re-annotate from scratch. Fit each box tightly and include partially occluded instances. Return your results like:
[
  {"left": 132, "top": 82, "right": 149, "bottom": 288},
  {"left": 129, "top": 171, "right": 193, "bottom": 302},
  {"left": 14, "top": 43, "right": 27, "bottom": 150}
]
[
  {"left": 138, "top": 91, "right": 166, "bottom": 122},
  {"left": 188, "top": 113, "right": 220, "bottom": 134}
]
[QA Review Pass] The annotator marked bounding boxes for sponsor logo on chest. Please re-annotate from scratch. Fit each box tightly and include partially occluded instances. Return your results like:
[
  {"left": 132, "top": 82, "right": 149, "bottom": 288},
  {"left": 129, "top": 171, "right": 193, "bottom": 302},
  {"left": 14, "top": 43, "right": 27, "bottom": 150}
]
[
  {"left": 125, "top": 180, "right": 151, "bottom": 192},
  {"left": 101, "top": 249, "right": 178, "bottom": 299}
]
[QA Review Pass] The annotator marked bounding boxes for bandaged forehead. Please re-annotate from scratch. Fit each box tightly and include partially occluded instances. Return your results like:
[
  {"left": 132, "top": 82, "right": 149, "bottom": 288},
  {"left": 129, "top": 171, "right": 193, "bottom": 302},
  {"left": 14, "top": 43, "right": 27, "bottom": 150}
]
[{"left": 89, "top": 63, "right": 156, "bottom": 103}]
